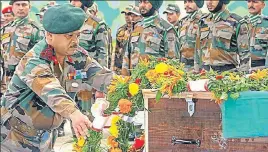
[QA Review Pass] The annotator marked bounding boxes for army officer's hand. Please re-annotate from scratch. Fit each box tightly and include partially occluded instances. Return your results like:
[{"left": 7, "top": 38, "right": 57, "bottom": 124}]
[{"left": 70, "top": 110, "right": 92, "bottom": 138}]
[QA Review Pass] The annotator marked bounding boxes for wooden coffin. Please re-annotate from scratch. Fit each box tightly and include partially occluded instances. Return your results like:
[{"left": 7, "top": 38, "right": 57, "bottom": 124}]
[{"left": 142, "top": 89, "right": 268, "bottom": 152}]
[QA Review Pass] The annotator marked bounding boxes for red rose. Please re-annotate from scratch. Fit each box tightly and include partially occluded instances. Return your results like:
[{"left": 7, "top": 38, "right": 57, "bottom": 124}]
[
  {"left": 135, "top": 78, "right": 142, "bottom": 85},
  {"left": 133, "top": 138, "right": 145, "bottom": 150}
]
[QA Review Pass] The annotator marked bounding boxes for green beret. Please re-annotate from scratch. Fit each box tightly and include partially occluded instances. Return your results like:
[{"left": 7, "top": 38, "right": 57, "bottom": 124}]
[
  {"left": 43, "top": 4, "right": 86, "bottom": 34},
  {"left": 194, "top": 0, "right": 204, "bottom": 8},
  {"left": 148, "top": 0, "right": 163, "bottom": 10},
  {"left": 81, "top": 0, "right": 94, "bottom": 8},
  {"left": 222, "top": 0, "right": 230, "bottom": 4},
  {"left": 10, "top": 0, "right": 30, "bottom": 5}
]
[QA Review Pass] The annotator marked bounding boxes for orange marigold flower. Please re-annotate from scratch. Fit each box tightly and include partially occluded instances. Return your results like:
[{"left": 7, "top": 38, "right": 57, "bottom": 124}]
[
  {"left": 110, "top": 148, "right": 122, "bottom": 152},
  {"left": 107, "top": 136, "right": 119, "bottom": 148},
  {"left": 118, "top": 99, "right": 132, "bottom": 114},
  {"left": 200, "top": 69, "right": 206, "bottom": 76}
]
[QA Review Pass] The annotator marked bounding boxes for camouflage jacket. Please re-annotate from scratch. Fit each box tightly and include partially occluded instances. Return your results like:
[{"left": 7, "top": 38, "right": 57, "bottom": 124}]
[
  {"left": 0, "top": 39, "right": 114, "bottom": 130},
  {"left": 79, "top": 14, "right": 110, "bottom": 67},
  {"left": 122, "top": 13, "right": 180, "bottom": 75},
  {"left": 111, "top": 24, "right": 131, "bottom": 74},
  {"left": 0, "top": 16, "right": 44, "bottom": 71},
  {"left": 179, "top": 10, "right": 203, "bottom": 60},
  {"left": 243, "top": 14, "right": 268, "bottom": 67},
  {"left": 195, "top": 9, "right": 250, "bottom": 72}
]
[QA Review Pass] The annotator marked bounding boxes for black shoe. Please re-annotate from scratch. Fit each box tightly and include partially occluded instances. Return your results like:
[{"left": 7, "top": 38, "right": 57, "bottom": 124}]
[{"left": 58, "top": 128, "right": 65, "bottom": 137}]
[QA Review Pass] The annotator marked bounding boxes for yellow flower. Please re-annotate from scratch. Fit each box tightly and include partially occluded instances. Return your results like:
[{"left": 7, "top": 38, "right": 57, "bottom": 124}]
[
  {"left": 77, "top": 137, "right": 85, "bottom": 147},
  {"left": 155, "top": 63, "right": 169, "bottom": 74},
  {"left": 177, "top": 69, "right": 185, "bottom": 76},
  {"left": 145, "top": 70, "right": 158, "bottom": 83},
  {"left": 110, "top": 148, "right": 122, "bottom": 152},
  {"left": 109, "top": 125, "right": 119, "bottom": 138},
  {"left": 111, "top": 115, "right": 121, "bottom": 125},
  {"left": 129, "top": 83, "right": 139, "bottom": 96},
  {"left": 229, "top": 73, "right": 240, "bottom": 81},
  {"left": 73, "top": 144, "right": 82, "bottom": 152},
  {"left": 139, "top": 58, "right": 149, "bottom": 67},
  {"left": 250, "top": 69, "right": 267, "bottom": 80}
]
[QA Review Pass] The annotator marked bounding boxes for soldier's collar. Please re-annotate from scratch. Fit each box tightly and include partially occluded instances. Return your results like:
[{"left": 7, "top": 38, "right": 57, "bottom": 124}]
[
  {"left": 188, "top": 10, "right": 198, "bottom": 20},
  {"left": 249, "top": 14, "right": 262, "bottom": 24},
  {"left": 11, "top": 16, "right": 29, "bottom": 27},
  {"left": 212, "top": 9, "right": 229, "bottom": 21},
  {"left": 143, "top": 13, "right": 159, "bottom": 27},
  {"left": 40, "top": 44, "right": 74, "bottom": 65},
  {"left": 40, "top": 43, "right": 56, "bottom": 63}
]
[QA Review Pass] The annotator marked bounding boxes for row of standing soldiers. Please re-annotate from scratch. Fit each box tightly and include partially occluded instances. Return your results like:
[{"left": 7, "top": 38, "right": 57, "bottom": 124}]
[
  {"left": 0, "top": 0, "right": 267, "bottom": 151},
  {"left": 114, "top": 0, "right": 268, "bottom": 75}
]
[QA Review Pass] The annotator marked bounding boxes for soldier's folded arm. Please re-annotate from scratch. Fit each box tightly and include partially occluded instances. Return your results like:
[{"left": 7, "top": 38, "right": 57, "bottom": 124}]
[
  {"left": 17, "top": 58, "right": 79, "bottom": 119},
  {"left": 236, "top": 22, "right": 251, "bottom": 72}
]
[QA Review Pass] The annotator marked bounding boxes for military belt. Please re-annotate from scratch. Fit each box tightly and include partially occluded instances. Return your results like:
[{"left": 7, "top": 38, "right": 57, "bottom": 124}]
[
  {"left": 203, "top": 64, "right": 236, "bottom": 72},
  {"left": 251, "top": 59, "right": 265, "bottom": 68},
  {"left": 7, "top": 116, "right": 48, "bottom": 140}
]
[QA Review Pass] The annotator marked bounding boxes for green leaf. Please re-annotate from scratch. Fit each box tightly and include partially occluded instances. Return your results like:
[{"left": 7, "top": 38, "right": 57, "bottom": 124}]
[
  {"left": 155, "top": 90, "right": 162, "bottom": 103},
  {"left": 230, "top": 92, "right": 240, "bottom": 99},
  {"left": 220, "top": 92, "right": 228, "bottom": 100}
]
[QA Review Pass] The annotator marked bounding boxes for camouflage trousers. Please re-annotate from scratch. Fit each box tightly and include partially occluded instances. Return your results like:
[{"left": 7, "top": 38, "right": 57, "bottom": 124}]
[
  {"left": 181, "top": 58, "right": 194, "bottom": 72},
  {"left": 203, "top": 64, "right": 236, "bottom": 72},
  {"left": 0, "top": 117, "right": 54, "bottom": 152}
]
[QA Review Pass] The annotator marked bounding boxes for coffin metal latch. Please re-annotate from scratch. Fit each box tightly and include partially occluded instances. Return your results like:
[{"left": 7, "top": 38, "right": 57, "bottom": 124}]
[
  {"left": 185, "top": 93, "right": 195, "bottom": 116},
  {"left": 171, "top": 136, "right": 201, "bottom": 147}
]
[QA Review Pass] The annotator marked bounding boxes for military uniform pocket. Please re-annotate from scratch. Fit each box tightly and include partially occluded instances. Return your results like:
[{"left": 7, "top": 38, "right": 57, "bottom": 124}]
[
  {"left": 1, "top": 36, "right": 11, "bottom": 52},
  {"left": 146, "top": 37, "right": 161, "bottom": 53},
  {"left": 66, "top": 80, "right": 82, "bottom": 93},
  {"left": 80, "top": 30, "right": 93, "bottom": 41},
  {"left": 216, "top": 30, "right": 233, "bottom": 50},
  {"left": 131, "top": 36, "right": 140, "bottom": 43},
  {"left": 255, "top": 34, "right": 268, "bottom": 46},
  {"left": 200, "top": 30, "right": 210, "bottom": 49}
]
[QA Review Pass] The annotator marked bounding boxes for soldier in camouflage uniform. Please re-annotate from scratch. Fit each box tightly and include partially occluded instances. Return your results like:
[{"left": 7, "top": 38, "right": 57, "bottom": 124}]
[
  {"left": 179, "top": 0, "right": 204, "bottom": 70},
  {"left": 122, "top": 0, "right": 180, "bottom": 76},
  {"left": 163, "top": 4, "right": 180, "bottom": 32},
  {"left": 0, "top": 4, "right": 113, "bottom": 151},
  {"left": 71, "top": 0, "right": 110, "bottom": 68},
  {"left": 244, "top": 0, "right": 268, "bottom": 68},
  {"left": 194, "top": 0, "right": 251, "bottom": 72},
  {"left": 111, "top": 5, "right": 133, "bottom": 75},
  {"left": 0, "top": 0, "right": 44, "bottom": 98}
]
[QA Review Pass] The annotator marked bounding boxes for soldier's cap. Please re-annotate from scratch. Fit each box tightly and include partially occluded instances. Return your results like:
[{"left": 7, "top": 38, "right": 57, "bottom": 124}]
[
  {"left": 129, "top": 6, "right": 141, "bottom": 16},
  {"left": 9, "top": 0, "right": 30, "bottom": 5},
  {"left": 193, "top": 0, "right": 204, "bottom": 8},
  {"left": 69, "top": 0, "right": 94, "bottom": 8},
  {"left": 121, "top": 5, "right": 133, "bottom": 14},
  {"left": 148, "top": 0, "right": 163, "bottom": 10},
  {"left": 163, "top": 4, "right": 180, "bottom": 14},
  {"left": 88, "top": 2, "right": 98, "bottom": 12},
  {"left": 2, "top": 6, "right": 13, "bottom": 14},
  {"left": 43, "top": 4, "right": 86, "bottom": 34}
]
